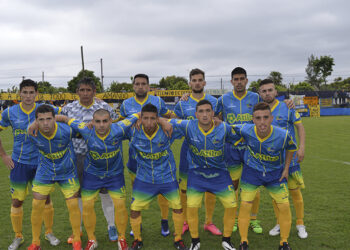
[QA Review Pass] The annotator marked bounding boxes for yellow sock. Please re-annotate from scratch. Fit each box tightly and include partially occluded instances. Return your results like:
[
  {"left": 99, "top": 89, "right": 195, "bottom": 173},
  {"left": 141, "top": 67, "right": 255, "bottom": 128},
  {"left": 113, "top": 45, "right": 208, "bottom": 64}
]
[
  {"left": 290, "top": 189, "right": 304, "bottom": 225},
  {"left": 130, "top": 216, "right": 142, "bottom": 241},
  {"left": 158, "top": 194, "right": 169, "bottom": 220},
  {"left": 272, "top": 199, "right": 279, "bottom": 224},
  {"left": 82, "top": 199, "right": 96, "bottom": 241},
  {"left": 43, "top": 202, "right": 54, "bottom": 235},
  {"left": 205, "top": 192, "right": 216, "bottom": 224},
  {"left": 112, "top": 198, "right": 128, "bottom": 240},
  {"left": 223, "top": 207, "right": 235, "bottom": 237},
  {"left": 11, "top": 206, "right": 23, "bottom": 238},
  {"left": 31, "top": 199, "right": 46, "bottom": 245},
  {"left": 172, "top": 211, "right": 184, "bottom": 241},
  {"left": 66, "top": 198, "right": 81, "bottom": 243},
  {"left": 251, "top": 190, "right": 260, "bottom": 220},
  {"left": 180, "top": 191, "right": 187, "bottom": 222},
  {"left": 238, "top": 201, "right": 252, "bottom": 243},
  {"left": 187, "top": 207, "right": 199, "bottom": 238},
  {"left": 277, "top": 202, "right": 291, "bottom": 245}
]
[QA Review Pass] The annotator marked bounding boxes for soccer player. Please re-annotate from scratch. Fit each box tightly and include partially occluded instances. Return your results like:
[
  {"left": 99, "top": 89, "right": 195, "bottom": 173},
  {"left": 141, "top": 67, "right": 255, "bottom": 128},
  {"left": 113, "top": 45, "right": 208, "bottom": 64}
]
[
  {"left": 215, "top": 67, "right": 263, "bottom": 234},
  {"left": 174, "top": 68, "right": 221, "bottom": 235},
  {"left": 119, "top": 73, "right": 174, "bottom": 236},
  {"left": 258, "top": 79, "right": 308, "bottom": 239},
  {"left": 27, "top": 105, "right": 81, "bottom": 250},
  {"left": 234, "top": 102, "right": 297, "bottom": 250},
  {"left": 171, "top": 99, "right": 239, "bottom": 250},
  {"left": 0, "top": 79, "right": 60, "bottom": 250},
  {"left": 126, "top": 103, "right": 187, "bottom": 250},
  {"left": 56, "top": 109, "right": 140, "bottom": 250},
  {"left": 61, "top": 77, "right": 119, "bottom": 242}
]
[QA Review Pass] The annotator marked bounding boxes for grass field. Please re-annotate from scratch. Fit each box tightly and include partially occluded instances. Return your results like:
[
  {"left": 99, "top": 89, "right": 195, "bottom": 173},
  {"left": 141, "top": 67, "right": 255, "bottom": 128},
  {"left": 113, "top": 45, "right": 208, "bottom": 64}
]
[{"left": 0, "top": 116, "right": 350, "bottom": 250}]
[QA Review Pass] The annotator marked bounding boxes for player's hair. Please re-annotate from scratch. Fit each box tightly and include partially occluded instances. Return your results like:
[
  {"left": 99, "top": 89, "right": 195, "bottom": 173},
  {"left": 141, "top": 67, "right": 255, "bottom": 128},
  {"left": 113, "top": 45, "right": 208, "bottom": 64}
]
[
  {"left": 196, "top": 99, "right": 213, "bottom": 111},
  {"left": 77, "top": 77, "right": 96, "bottom": 91},
  {"left": 20, "top": 79, "right": 38, "bottom": 91},
  {"left": 189, "top": 68, "right": 205, "bottom": 80},
  {"left": 253, "top": 102, "right": 271, "bottom": 113},
  {"left": 133, "top": 74, "right": 149, "bottom": 84},
  {"left": 35, "top": 104, "right": 55, "bottom": 118},
  {"left": 93, "top": 109, "right": 111, "bottom": 119},
  {"left": 231, "top": 67, "right": 247, "bottom": 78},
  {"left": 259, "top": 78, "right": 274, "bottom": 87},
  {"left": 141, "top": 103, "right": 158, "bottom": 116}
]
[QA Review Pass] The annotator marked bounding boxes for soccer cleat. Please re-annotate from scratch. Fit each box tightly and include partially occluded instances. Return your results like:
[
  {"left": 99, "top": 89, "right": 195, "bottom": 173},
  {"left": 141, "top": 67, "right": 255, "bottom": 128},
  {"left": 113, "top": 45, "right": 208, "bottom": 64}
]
[
  {"left": 279, "top": 242, "right": 292, "bottom": 250},
  {"left": 8, "top": 237, "right": 24, "bottom": 250},
  {"left": 129, "top": 240, "right": 143, "bottom": 250},
  {"left": 161, "top": 219, "right": 170, "bottom": 236},
  {"left": 45, "top": 233, "right": 60, "bottom": 246},
  {"left": 222, "top": 238, "right": 236, "bottom": 250},
  {"left": 296, "top": 225, "right": 308, "bottom": 239},
  {"left": 73, "top": 241, "right": 82, "bottom": 250},
  {"left": 84, "top": 240, "right": 98, "bottom": 250},
  {"left": 233, "top": 219, "right": 238, "bottom": 232},
  {"left": 67, "top": 232, "right": 83, "bottom": 244},
  {"left": 204, "top": 223, "right": 222, "bottom": 235},
  {"left": 108, "top": 225, "right": 118, "bottom": 241},
  {"left": 27, "top": 244, "right": 41, "bottom": 250},
  {"left": 174, "top": 240, "right": 187, "bottom": 250},
  {"left": 239, "top": 241, "right": 249, "bottom": 250},
  {"left": 269, "top": 224, "right": 280, "bottom": 236},
  {"left": 189, "top": 238, "right": 200, "bottom": 250},
  {"left": 249, "top": 220, "right": 263, "bottom": 234},
  {"left": 182, "top": 221, "right": 189, "bottom": 234},
  {"left": 118, "top": 238, "right": 128, "bottom": 250}
]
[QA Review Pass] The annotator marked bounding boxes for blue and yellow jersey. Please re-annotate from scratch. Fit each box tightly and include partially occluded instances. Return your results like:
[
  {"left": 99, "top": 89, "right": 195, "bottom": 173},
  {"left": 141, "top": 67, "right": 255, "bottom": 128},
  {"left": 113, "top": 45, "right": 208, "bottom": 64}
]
[
  {"left": 170, "top": 119, "right": 240, "bottom": 170},
  {"left": 68, "top": 114, "right": 139, "bottom": 178},
  {"left": 125, "top": 125, "right": 182, "bottom": 184},
  {"left": 233, "top": 124, "right": 298, "bottom": 173},
  {"left": 0, "top": 103, "right": 61, "bottom": 164},
  {"left": 215, "top": 91, "right": 260, "bottom": 125},
  {"left": 29, "top": 122, "right": 77, "bottom": 180},
  {"left": 270, "top": 100, "right": 301, "bottom": 141},
  {"left": 174, "top": 93, "right": 218, "bottom": 120}
]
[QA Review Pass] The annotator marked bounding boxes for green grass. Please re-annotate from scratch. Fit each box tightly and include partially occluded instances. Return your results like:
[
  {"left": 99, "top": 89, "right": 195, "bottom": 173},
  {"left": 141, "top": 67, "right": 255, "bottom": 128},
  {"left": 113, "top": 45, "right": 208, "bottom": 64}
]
[{"left": 0, "top": 116, "right": 350, "bottom": 249}]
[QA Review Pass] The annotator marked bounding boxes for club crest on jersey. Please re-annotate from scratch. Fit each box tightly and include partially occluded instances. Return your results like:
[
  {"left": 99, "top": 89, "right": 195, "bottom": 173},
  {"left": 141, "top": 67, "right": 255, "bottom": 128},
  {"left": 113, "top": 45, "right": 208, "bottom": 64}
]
[
  {"left": 276, "top": 116, "right": 283, "bottom": 120},
  {"left": 246, "top": 103, "right": 253, "bottom": 109},
  {"left": 267, "top": 147, "right": 275, "bottom": 152},
  {"left": 212, "top": 138, "right": 220, "bottom": 144}
]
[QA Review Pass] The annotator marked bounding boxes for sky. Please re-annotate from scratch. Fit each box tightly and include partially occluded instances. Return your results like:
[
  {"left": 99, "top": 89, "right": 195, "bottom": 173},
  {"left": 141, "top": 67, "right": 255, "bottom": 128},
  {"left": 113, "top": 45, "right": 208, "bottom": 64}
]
[{"left": 0, "top": 0, "right": 349, "bottom": 90}]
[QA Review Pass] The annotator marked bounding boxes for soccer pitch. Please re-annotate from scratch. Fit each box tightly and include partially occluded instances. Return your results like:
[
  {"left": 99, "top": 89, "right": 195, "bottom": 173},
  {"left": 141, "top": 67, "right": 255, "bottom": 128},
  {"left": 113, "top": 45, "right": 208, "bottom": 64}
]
[{"left": 0, "top": 116, "right": 349, "bottom": 250}]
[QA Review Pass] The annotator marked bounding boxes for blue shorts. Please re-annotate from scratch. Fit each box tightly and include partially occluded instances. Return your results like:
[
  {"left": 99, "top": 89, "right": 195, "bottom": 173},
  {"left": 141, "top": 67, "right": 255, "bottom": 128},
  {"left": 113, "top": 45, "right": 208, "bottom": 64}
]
[
  {"left": 179, "top": 141, "right": 189, "bottom": 190},
  {"left": 10, "top": 160, "right": 37, "bottom": 201},
  {"left": 225, "top": 143, "right": 246, "bottom": 180},
  {"left": 127, "top": 147, "right": 137, "bottom": 175},
  {"left": 131, "top": 179, "right": 181, "bottom": 211},
  {"left": 187, "top": 167, "right": 237, "bottom": 208},
  {"left": 81, "top": 171, "right": 126, "bottom": 201}
]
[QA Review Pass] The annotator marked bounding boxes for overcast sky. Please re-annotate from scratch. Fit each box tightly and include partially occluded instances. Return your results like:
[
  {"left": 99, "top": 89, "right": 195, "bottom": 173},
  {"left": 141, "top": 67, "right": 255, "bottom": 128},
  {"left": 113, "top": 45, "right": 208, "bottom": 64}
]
[{"left": 0, "top": 0, "right": 349, "bottom": 90}]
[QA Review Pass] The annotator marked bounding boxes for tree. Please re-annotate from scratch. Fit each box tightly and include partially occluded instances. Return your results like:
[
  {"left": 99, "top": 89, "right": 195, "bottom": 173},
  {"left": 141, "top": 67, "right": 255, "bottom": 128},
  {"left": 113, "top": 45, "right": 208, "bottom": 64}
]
[
  {"left": 37, "top": 81, "right": 56, "bottom": 94},
  {"left": 67, "top": 70, "right": 103, "bottom": 93},
  {"left": 290, "top": 82, "right": 315, "bottom": 92},
  {"left": 107, "top": 81, "right": 133, "bottom": 92},
  {"left": 268, "top": 71, "right": 283, "bottom": 86},
  {"left": 248, "top": 79, "right": 261, "bottom": 92},
  {"left": 305, "top": 54, "right": 334, "bottom": 89},
  {"left": 158, "top": 75, "right": 189, "bottom": 90}
]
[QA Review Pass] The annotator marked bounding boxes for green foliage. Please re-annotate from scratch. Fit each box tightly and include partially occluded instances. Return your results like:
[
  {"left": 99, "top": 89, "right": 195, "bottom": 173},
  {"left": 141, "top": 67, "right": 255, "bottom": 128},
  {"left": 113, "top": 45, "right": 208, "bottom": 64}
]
[
  {"left": 268, "top": 71, "right": 283, "bottom": 86},
  {"left": 290, "top": 82, "right": 315, "bottom": 92},
  {"left": 67, "top": 70, "right": 102, "bottom": 93},
  {"left": 305, "top": 54, "right": 335, "bottom": 89},
  {"left": 107, "top": 81, "right": 133, "bottom": 92},
  {"left": 159, "top": 75, "right": 189, "bottom": 90},
  {"left": 330, "top": 77, "right": 350, "bottom": 91},
  {"left": 37, "top": 81, "right": 57, "bottom": 94},
  {"left": 248, "top": 79, "right": 261, "bottom": 92},
  {"left": 7, "top": 85, "right": 18, "bottom": 93}
]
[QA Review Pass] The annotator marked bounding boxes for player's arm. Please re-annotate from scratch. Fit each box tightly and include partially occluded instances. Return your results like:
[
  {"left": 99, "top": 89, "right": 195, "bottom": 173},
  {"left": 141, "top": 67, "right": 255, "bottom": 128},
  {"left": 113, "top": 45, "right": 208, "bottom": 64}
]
[
  {"left": 214, "top": 96, "right": 223, "bottom": 120},
  {"left": 157, "top": 117, "right": 173, "bottom": 138},
  {"left": 115, "top": 113, "right": 140, "bottom": 134},
  {"left": 0, "top": 137, "right": 14, "bottom": 170},
  {"left": 280, "top": 150, "right": 294, "bottom": 181},
  {"left": 294, "top": 122, "right": 305, "bottom": 163},
  {"left": 284, "top": 99, "right": 295, "bottom": 109}
]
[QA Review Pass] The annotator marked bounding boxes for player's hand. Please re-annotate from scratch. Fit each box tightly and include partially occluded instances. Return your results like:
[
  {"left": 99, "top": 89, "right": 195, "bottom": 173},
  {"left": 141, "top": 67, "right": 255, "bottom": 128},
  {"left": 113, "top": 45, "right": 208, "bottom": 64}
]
[
  {"left": 296, "top": 148, "right": 304, "bottom": 163},
  {"left": 134, "top": 119, "right": 142, "bottom": 131},
  {"left": 158, "top": 118, "right": 173, "bottom": 137},
  {"left": 1, "top": 154, "right": 14, "bottom": 170},
  {"left": 213, "top": 117, "right": 222, "bottom": 127},
  {"left": 279, "top": 168, "right": 289, "bottom": 182},
  {"left": 180, "top": 93, "right": 190, "bottom": 101},
  {"left": 87, "top": 121, "right": 93, "bottom": 130},
  {"left": 284, "top": 99, "right": 295, "bottom": 109},
  {"left": 28, "top": 121, "right": 39, "bottom": 137}
]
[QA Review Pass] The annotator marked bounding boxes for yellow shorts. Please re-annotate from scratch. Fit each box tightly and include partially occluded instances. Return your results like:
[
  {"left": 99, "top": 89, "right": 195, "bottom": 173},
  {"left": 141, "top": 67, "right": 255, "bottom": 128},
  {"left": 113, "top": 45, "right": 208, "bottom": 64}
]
[
  {"left": 228, "top": 164, "right": 243, "bottom": 181},
  {"left": 32, "top": 178, "right": 80, "bottom": 199}
]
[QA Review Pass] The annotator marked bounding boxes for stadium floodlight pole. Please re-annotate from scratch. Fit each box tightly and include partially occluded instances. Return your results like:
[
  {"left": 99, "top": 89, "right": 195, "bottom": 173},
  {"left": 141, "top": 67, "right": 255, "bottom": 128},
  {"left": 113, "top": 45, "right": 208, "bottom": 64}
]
[
  {"left": 42, "top": 71, "right": 44, "bottom": 82},
  {"left": 81, "top": 45, "right": 85, "bottom": 76},
  {"left": 100, "top": 58, "right": 104, "bottom": 91}
]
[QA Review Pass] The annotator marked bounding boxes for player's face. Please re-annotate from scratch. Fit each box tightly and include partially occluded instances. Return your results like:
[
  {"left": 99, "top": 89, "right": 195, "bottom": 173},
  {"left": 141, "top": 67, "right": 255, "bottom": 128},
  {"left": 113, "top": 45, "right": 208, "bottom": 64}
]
[
  {"left": 20, "top": 86, "right": 38, "bottom": 106},
  {"left": 252, "top": 110, "right": 273, "bottom": 134},
  {"left": 259, "top": 83, "right": 277, "bottom": 104},
  {"left": 141, "top": 112, "right": 158, "bottom": 132},
  {"left": 195, "top": 104, "right": 214, "bottom": 126},
  {"left": 77, "top": 84, "right": 96, "bottom": 105},
  {"left": 133, "top": 77, "right": 149, "bottom": 98},
  {"left": 93, "top": 113, "right": 112, "bottom": 137},
  {"left": 189, "top": 74, "right": 206, "bottom": 94},
  {"left": 231, "top": 74, "right": 248, "bottom": 93},
  {"left": 36, "top": 112, "right": 55, "bottom": 134}
]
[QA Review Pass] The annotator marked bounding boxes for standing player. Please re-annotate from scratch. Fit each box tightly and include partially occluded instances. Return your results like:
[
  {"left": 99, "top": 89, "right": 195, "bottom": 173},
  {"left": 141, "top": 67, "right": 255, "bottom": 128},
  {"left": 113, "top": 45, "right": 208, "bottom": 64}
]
[
  {"left": 27, "top": 105, "right": 81, "bottom": 250},
  {"left": 119, "top": 73, "right": 174, "bottom": 236},
  {"left": 258, "top": 79, "right": 308, "bottom": 239},
  {"left": 234, "top": 102, "right": 297, "bottom": 250},
  {"left": 174, "top": 68, "right": 221, "bottom": 235},
  {"left": 0, "top": 80, "right": 60, "bottom": 250},
  {"left": 126, "top": 104, "right": 187, "bottom": 250},
  {"left": 171, "top": 100, "right": 239, "bottom": 250},
  {"left": 61, "top": 77, "right": 119, "bottom": 242}
]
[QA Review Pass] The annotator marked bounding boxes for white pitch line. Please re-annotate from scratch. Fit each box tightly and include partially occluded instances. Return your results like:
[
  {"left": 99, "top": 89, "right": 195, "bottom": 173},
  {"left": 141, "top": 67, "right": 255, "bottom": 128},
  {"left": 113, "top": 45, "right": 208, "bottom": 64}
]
[{"left": 316, "top": 157, "right": 350, "bottom": 166}]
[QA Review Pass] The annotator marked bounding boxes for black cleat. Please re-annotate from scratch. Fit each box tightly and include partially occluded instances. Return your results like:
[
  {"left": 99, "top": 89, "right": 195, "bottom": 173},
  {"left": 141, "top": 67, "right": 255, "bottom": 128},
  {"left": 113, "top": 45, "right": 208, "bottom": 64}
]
[
  {"left": 279, "top": 242, "right": 292, "bottom": 250},
  {"left": 129, "top": 239, "right": 143, "bottom": 250},
  {"left": 239, "top": 241, "right": 249, "bottom": 250},
  {"left": 174, "top": 239, "right": 187, "bottom": 250},
  {"left": 189, "top": 238, "right": 200, "bottom": 250}
]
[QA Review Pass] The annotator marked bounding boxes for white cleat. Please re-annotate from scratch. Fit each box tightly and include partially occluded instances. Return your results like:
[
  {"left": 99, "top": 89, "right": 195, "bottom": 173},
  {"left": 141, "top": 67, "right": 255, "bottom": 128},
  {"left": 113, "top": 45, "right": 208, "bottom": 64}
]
[
  {"left": 269, "top": 224, "right": 280, "bottom": 236},
  {"left": 189, "top": 241, "right": 200, "bottom": 250},
  {"left": 45, "top": 233, "right": 60, "bottom": 246},
  {"left": 8, "top": 237, "right": 24, "bottom": 250},
  {"left": 296, "top": 225, "right": 308, "bottom": 239},
  {"left": 222, "top": 240, "right": 236, "bottom": 250}
]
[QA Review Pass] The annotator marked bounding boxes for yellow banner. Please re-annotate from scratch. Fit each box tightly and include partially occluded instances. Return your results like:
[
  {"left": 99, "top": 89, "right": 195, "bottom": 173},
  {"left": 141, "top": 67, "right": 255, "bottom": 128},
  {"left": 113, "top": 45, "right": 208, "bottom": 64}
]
[
  {"left": 303, "top": 96, "right": 318, "bottom": 106},
  {"left": 320, "top": 98, "right": 333, "bottom": 107},
  {"left": 309, "top": 105, "right": 320, "bottom": 118}
]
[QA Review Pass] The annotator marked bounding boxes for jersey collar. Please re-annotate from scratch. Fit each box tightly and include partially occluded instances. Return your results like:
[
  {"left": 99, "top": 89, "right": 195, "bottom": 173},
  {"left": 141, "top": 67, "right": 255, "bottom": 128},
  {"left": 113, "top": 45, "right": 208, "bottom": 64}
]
[
  {"left": 198, "top": 121, "right": 214, "bottom": 136},
  {"left": 40, "top": 123, "right": 58, "bottom": 140},
  {"left": 190, "top": 93, "right": 206, "bottom": 102},
  {"left": 95, "top": 128, "right": 111, "bottom": 141},
  {"left": 79, "top": 99, "right": 95, "bottom": 109},
  {"left": 254, "top": 125, "right": 273, "bottom": 143},
  {"left": 270, "top": 99, "right": 280, "bottom": 112},
  {"left": 20, "top": 102, "right": 36, "bottom": 115},
  {"left": 142, "top": 124, "right": 159, "bottom": 141},
  {"left": 134, "top": 94, "right": 149, "bottom": 106},
  {"left": 233, "top": 90, "right": 247, "bottom": 100}
]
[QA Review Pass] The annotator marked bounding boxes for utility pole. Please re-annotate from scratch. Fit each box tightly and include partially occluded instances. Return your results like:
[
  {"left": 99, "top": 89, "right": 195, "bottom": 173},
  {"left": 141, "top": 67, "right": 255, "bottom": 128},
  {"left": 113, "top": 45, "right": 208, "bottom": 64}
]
[
  {"left": 81, "top": 46, "right": 85, "bottom": 76},
  {"left": 220, "top": 78, "right": 223, "bottom": 94},
  {"left": 42, "top": 71, "right": 45, "bottom": 82},
  {"left": 100, "top": 58, "right": 104, "bottom": 91}
]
